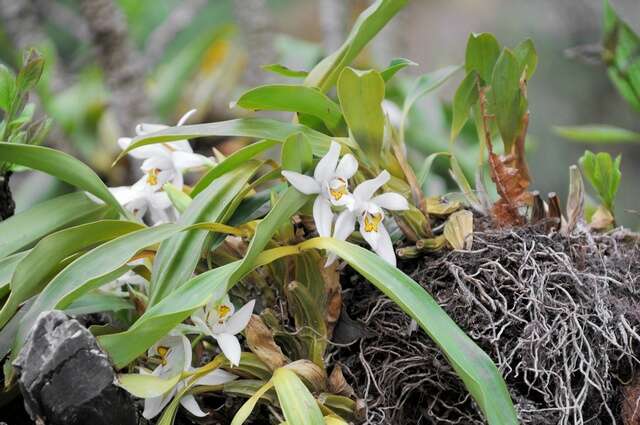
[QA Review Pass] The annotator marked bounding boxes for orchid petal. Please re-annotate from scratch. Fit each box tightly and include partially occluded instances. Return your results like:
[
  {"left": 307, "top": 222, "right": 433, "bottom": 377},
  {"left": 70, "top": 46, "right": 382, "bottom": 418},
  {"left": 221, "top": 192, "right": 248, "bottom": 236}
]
[
  {"left": 333, "top": 209, "right": 357, "bottom": 241},
  {"left": 354, "top": 170, "right": 390, "bottom": 203},
  {"left": 223, "top": 300, "right": 255, "bottom": 335},
  {"left": 313, "top": 141, "right": 340, "bottom": 182},
  {"left": 149, "top": 191, "right": 172, "bottom": 210},
  {"left": 143, "top": 391, "right": 174, "bottom": 419},
  {"left": 335, "top": 154, "right": 358, "bottom": 180},
  {"left": 172, "top": 151, "right": 211, "bottom": 171},
  {"left": 109, "top": 186, "right": 139, "bottom": 206},
  {"left": 313, "top": 196, "right": 333, "bottom": 237},
  {"left": 360, "top": 217, "right": 382, "bottom": 250},
  {"left": 177, "top": 109, "right": 197, "bottom": 126},
  {"left": 141, "top": 155, "right": 173, "bottom": 172},
  {"left": 371, "top": 192, "right": 409, "bottom": 211},
  {"left": 325, "top": 209, "right": 356, "bottom": 267},
  {"left": 282, "top": 171, "right": 321, "bottom": 194},
  {"left": 179, "top": 394, "right": 207, "bottom": 417},
  {"left": 194, "top": 369, "right": 237, "bottom": 386},
  {"left": 180, "top": 334, "right": 192, "bottom": 371},
  {"left": 214, "top": 333, "right": 242, "bottom": 367},
  {"left": 167, "top": 140, "right": 193, "bottom": 153},
  {"left": 372, "top": 224, "right": 396, "bottom": 266},
  {"left": 118, "top": 137, "right": 164, "bottom": 159}
]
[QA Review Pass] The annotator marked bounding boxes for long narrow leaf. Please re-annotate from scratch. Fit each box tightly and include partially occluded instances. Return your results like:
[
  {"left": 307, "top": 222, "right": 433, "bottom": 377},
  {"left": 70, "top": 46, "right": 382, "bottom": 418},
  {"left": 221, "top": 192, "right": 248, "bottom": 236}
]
[
  {"left": 11, "top": 224, "right": 182, "bottom": 363},
  {"left": 0, "top": 143, "right": 127, "bottom": 216},
  {"left": 115, "top": 119, "right": 340, "bottom": 163},
  {"left": 148, "top": 162, "right": 261, "bottom": 305},
  {"left": 191, "top": 139, "right": 279, "bottom": 197},
  {"left": 272, "top": 367, "right": 324, "bottom": 425},
  {"left": 0, "top": 220, "right": 143, "bottom": 328},
  {"left": 304, "top": 0, "right": 408, "bottom": 92},
  {"left": 0, "top": 192, "right": 111, "bottom": 259}
]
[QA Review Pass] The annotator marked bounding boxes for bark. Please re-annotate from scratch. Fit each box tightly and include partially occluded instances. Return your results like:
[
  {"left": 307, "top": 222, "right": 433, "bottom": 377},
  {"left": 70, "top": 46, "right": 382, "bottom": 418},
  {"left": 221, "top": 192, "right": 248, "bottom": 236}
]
[
  {"left": 79, "top": 0, "right": 151, "bottom": 134},
  {"left": 0, "top": 172, "right": 15, "bottom": 220},
  {"left": 233, "top": 0, "right": 276, "bottom": 87}
]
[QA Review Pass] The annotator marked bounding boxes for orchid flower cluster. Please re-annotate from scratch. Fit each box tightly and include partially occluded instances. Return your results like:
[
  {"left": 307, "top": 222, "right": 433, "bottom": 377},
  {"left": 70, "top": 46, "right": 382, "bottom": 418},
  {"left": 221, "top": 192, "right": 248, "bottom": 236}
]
[
  {"left": 110, "top": 110, "right": 213, "bottom": 223},
  {"left": 282, "top": 141, "right": 409, "bottom": 266},
  {"left": 132, "top": 296, "right": 255, "bottom": 419}
]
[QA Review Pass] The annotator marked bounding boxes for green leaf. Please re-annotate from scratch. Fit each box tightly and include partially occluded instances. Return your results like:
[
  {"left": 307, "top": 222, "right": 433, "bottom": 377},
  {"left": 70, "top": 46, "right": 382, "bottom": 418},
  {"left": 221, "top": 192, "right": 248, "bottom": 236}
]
[
  {"left": 491, "top": 49, "right": 527, "bottom": 152},
  {"left": 282, "top": 133, "right": 313, "bottom": 173},
  {"left": 602, "top": 0, "right": 640, "bottom": 112},
  {"left": 231, "top": 380, "right": 275, "bottom": 425},
  {"left": 0, "top": 251, "right": 28, "bottom": 289},
  {"left": 115, "top": 118, "right": 341, "bottom": 164},
  {"left": 0, "top": 65, "right": 16, "bottom": 111},
  {"left": 12, "top": 224, "right": 183, "bottom": 361},
  {"left": 65, "top": 291, "right": 134, "bottom": 316},
  {"left": 117, "top": 372, "right": 182, "bottom": 398},
  {"left": 380, "top": 58, "right": 418, "bottom": 82},
  {"left": 417, "top": 152, "right": 451, "bottom": 188},
  {"left": 304, "top": 0, "right": 408, "bottom": 92},
  {"left": 450, "top": 71, "right": 479, "bottom": 142},
  {"left": 555, "top": 124, "right": 640, "bottom": 144},
  {"left": 0, "top": 143, "right": 128, "bottom": 217},
  {"left": 15, "top": 49, "right": 44, "bottom": 93},
  {"left": 401, "top": 65, "right": 461, "bottom": 138},
  {"left": 192, "top": 139, "right": 279, "bottom": 197},
  {"left": 233, "top": 85, "right": 342, "bottom": 130},
  {"left": 163, "top": 183, "right": 192, "bottom": 213},
  {"left": 337, "top": 67, "right": 385, "bottom": 161},
  {"left": 272, "top": 368, "right": 324, "bottom": 425},
  {"left": 0, "top": 220, "right": 143, "bottom": 328},
  {"left": 262, "top": 64, "right": 309, "bottom": 78},
  {"left": 465, "top": 33, "right": 501, "bottom": 83},
  {"left": 513, "top": 38, "right": 538, "bottom": 80},
  {"left": 579, "top": 150, "right": 621, "bottom": 212},
  {"left": 0, "top": 192, "right": 111, "bottom": 259},
  {"left": 148, "top": 162, "right": 260, "bottom": 305}
]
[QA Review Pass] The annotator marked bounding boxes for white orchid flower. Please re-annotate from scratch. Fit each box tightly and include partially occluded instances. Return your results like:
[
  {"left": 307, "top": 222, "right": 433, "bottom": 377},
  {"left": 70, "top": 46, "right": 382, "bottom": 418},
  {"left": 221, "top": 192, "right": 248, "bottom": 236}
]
[
  {"left": 101, "top": 258, "right": 148, "bottom": 295},
  {"left": 281, "top": 141, "right": 358, "bottom": 237},
  {"left": 332, "top": 170, "right": 409, "bottom": 266},
  {"left": 118, "top": 109, "right": 213, "bottom": 190},
  {"left": 109, "top": 181, "right": 174, "bottom": 223},
  {"left": 190, "top": 296, "right": 255, "bottom": 367},
  {"left": 141, "top": 334, "right": 237, "bottom": 419}
]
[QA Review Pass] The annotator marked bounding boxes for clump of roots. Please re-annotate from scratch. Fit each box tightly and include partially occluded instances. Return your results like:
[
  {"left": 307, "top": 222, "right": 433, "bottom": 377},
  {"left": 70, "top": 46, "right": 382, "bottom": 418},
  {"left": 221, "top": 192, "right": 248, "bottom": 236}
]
[{"left": 335, "top": 224, "right": 640, "bottom": 424}]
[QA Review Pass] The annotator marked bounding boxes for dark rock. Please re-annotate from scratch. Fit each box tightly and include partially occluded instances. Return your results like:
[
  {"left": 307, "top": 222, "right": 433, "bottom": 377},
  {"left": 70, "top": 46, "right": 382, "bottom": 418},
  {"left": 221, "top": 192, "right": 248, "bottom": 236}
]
[{"left": 12, "top": 310, "right": 137, "bottom": 425}]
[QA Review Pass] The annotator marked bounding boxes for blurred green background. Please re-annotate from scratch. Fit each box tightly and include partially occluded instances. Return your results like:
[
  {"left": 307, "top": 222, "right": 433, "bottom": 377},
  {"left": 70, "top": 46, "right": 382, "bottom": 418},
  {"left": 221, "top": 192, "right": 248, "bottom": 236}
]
[{"left": 0, "top": 0, "right": 638, "bottom": 227}]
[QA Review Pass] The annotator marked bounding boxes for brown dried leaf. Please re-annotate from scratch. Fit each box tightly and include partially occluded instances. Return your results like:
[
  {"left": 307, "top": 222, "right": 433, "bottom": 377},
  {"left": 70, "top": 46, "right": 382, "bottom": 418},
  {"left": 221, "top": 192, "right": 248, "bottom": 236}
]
[
  {"left": 284, "top": 359, "right": 327, "bottom": 392},
  {"left": 546, "top": 192, "right": 564, "bottom": 233},
  {"left": 328, "top": 364, "right": 356, "bottom": 398},
  {"left": 320, "top": 260, "right": 342, "bottom": 337},
  {"left": 444, "top": 210, "right": 474, "bottom": 250},
  {"left": 590, "top": 205, "right": 615, "bottom": 230},
  {"left": 245, "top": 315, "right": 288, "bottom": 371},
  {"left": 563, "top": 165, "right": 585, "bottom": 235}
]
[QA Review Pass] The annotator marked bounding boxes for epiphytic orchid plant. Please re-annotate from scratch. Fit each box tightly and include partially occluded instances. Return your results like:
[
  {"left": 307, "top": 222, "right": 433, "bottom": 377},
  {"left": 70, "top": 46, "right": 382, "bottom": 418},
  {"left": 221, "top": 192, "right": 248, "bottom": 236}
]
[{"left": 0, "top": 2, "right": 522, "bottom": 424}]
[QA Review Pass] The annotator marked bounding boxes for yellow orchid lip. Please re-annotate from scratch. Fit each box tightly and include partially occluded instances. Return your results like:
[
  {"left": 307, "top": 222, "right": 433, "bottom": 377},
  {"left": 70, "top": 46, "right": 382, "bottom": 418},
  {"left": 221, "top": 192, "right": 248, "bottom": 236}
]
[
  {"left": 328, "top": 178, "right": 348, "bottom": 201},
  {"left": 363, "top": 212, "right": 383, "bottom": 233},
  {"left": 146, "top": 168, "right": 160, "bottom": 185},
  {"left": 156, "top": 345, "right": 170, "bottom": 366},
  {"left": 216, "top": 304, "right": 232, "bottom": 324}
]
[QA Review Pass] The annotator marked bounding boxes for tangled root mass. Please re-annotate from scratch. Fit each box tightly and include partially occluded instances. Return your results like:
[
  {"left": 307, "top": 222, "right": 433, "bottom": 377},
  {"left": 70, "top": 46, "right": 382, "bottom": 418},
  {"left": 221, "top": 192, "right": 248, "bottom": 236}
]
[{"left": 335, "top": 225, "right": 640, "bottom": 424}]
